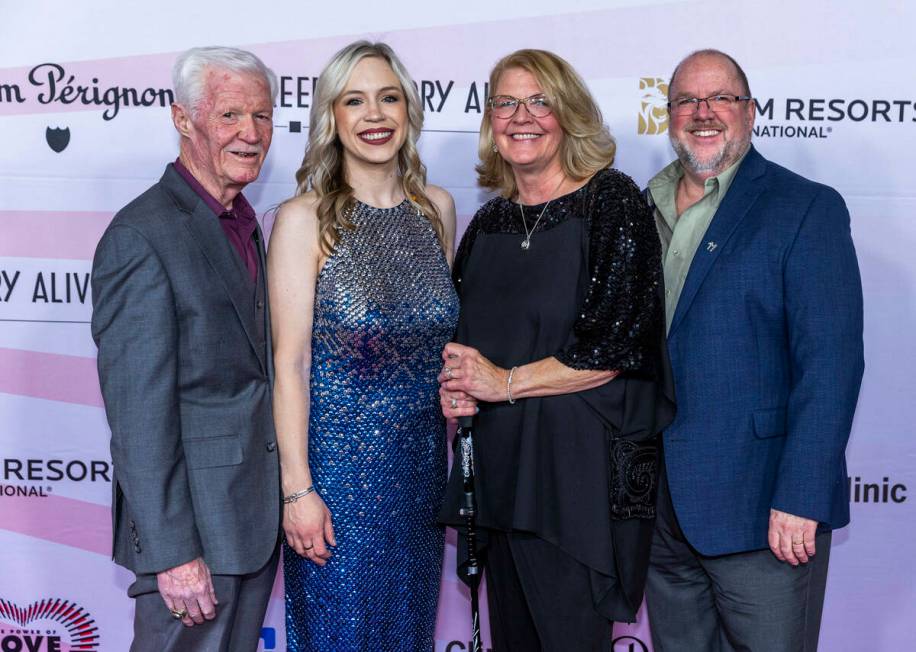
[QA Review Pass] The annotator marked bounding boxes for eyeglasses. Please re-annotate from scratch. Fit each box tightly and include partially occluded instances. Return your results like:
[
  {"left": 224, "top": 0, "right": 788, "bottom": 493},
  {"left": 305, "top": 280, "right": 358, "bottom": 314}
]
[
  {"left": 667, "top": 94, "right": 752, "bottom": 116},
  {"left": 487, "top": 94, "right": 553, "bottom": 119}
]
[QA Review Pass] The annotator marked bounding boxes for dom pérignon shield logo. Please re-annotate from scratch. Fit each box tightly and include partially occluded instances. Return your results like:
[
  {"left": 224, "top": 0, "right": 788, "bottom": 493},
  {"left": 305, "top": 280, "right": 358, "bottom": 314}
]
[{"left": 46, "top": 126, "right": 70, "bottom": 152}]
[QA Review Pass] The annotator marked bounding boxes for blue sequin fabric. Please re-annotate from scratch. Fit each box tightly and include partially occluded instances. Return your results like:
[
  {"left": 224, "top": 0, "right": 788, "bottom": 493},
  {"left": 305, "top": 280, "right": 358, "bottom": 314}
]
[{"left": 285, "top": 199, "right": 459, "bottom": 652}]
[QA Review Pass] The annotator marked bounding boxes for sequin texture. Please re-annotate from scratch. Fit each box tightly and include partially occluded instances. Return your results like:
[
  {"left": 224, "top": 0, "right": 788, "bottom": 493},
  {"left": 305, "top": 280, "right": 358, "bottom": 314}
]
[
  {"left": 454, "top": 168, "right": 663, "bottom": 374},
  {"left": 285, "top": 199, "right": 459, "bottom": 651}
]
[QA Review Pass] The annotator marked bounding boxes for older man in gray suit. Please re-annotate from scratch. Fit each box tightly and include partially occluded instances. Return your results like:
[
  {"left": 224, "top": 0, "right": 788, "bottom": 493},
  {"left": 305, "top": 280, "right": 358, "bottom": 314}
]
[{"left": 92, "top": 46, "right": 280, "bottom": 651}]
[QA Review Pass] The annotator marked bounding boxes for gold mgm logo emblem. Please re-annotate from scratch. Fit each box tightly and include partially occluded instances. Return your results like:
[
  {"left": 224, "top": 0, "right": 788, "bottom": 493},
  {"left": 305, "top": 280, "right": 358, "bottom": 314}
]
[{"left": 638, "top": 77, "right": 669, "bottom": 135}]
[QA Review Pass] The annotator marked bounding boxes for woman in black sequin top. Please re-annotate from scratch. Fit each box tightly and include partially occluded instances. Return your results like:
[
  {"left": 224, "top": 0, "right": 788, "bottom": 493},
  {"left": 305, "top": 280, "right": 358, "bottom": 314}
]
[{"left": 437, "top": 49, "right": 676, "bottom": 651}]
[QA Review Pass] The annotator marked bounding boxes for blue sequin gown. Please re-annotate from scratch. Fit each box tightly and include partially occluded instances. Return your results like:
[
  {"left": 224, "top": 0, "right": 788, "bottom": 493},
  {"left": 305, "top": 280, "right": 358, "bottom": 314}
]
[{"left": 284, "top": 199, "right": 459, "bottom": 652}]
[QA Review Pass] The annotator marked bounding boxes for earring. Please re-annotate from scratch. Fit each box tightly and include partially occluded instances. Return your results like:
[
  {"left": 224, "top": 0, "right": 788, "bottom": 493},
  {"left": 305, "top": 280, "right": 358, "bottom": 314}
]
[{"left": 492, "top": 144, "right": 498, "bottom": 153}]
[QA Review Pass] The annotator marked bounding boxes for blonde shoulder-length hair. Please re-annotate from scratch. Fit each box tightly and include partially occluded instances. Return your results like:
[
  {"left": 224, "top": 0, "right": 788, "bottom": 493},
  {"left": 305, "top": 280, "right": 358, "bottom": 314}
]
[
  {"left": 294, "top": 41, "right": 443, "bottom": 254},
  {"left": 477, "top": 49, "right": 616, "bottom": 198}
]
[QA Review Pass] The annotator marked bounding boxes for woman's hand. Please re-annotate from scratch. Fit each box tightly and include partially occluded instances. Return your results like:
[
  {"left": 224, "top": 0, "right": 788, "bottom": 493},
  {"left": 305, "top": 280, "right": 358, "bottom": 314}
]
[
  {"left": 438, "top": 342, "right": 509, "bottom": 404},
  {"left": 439, "top": 384, "right": 478, "bottom": 423},
  {"left": 283, "top": 491, "right": 336, "bottom": 566}
]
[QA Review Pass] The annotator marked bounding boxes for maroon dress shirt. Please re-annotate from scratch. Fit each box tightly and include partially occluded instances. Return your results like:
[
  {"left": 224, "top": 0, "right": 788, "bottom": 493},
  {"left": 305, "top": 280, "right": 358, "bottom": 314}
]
[{"left": 174, "top": 159, "right": 259, "bottom": 283}]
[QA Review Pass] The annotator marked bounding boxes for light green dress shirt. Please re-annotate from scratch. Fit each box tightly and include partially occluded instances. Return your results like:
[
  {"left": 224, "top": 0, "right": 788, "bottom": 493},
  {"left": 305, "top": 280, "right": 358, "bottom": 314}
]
[{"left": 647, "top": 151, "right": 748, "bottom": 333}]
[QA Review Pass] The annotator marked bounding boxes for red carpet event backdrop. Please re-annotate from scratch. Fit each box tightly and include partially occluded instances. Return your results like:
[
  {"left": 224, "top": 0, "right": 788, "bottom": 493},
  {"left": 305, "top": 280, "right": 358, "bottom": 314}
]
[{"left": 1, "top": 1, "right": 913, "bottom": 649}]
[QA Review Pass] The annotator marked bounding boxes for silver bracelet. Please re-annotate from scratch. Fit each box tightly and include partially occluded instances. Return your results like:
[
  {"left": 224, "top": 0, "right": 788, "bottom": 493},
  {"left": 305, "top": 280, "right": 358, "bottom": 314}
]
[
  {"left": 506, "top": 366, "right": 518, "bottom": 404},
  {"left": 283, "top": 485, "right": 316, "bottom": 504}
]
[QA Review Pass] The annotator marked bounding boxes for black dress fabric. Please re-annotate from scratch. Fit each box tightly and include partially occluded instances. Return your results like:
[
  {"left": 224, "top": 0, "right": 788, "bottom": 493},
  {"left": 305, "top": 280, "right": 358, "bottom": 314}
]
[
  {"left": 438, "top": 168, "right": 676, "bottom": 623},
  {"left": 487, "top": 531, "right": 616, "bottom": 652}
]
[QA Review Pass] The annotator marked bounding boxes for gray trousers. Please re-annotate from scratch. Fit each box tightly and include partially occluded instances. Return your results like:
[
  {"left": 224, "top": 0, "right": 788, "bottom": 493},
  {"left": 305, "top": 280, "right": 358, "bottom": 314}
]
[
  {"left": 646, "top": 464, "right": 831, "bottom": 652},
  {"left": 128, "top": 544, "right": 279, "bottom": 652}
]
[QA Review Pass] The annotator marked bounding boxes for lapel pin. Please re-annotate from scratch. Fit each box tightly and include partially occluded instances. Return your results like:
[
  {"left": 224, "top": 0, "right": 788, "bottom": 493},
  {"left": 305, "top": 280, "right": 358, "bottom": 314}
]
[{"left": 706, "top": 241, "right": 718, "bottom": 252}]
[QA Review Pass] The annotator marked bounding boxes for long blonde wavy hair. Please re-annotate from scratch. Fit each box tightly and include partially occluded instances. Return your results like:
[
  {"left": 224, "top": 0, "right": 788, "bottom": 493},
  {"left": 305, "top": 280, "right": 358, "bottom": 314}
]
[
  {"left": 477, "top": 49, "right": 617, "bottom": 198},
  {"left": 294, "top": 41, "right": 443, "bottom": 254}
]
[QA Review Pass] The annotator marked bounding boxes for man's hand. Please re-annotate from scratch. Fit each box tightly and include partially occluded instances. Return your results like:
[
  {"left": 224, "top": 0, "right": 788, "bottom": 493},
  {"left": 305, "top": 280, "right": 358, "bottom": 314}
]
[
  {"left": 768, "top": 508, "right": 818, "bottom": 566},
  {"left": 156, "top": 557, "right": 218, "bottom": 626}
]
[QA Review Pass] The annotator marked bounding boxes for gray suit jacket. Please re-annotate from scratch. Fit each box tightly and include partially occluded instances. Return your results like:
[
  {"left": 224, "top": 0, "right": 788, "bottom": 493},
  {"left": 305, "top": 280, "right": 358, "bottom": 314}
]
[{"left": 91, "top": 164, "right": 280, "bottom": 576}]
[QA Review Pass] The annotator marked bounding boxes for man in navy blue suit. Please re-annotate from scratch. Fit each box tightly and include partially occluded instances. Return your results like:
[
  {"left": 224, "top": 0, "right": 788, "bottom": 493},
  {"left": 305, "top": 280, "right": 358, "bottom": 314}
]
[{"left": 644, "top": 49, "right": 864, "bottom": 651}]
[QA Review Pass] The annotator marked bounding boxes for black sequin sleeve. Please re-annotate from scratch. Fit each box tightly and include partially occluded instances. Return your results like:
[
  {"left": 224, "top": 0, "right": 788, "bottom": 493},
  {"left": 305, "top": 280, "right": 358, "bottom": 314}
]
[
  {"left": 555, "top": 169, "right": 664, "bottom": 375},
  {"left": 451, "top": 198, "right": 495, "bottom": 293}
]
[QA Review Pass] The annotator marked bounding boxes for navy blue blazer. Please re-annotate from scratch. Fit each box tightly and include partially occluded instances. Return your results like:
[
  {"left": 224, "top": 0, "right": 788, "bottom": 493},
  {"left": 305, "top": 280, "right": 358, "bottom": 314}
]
[{"left": 660, "top": 146, "right": 864, "bottom": 556}]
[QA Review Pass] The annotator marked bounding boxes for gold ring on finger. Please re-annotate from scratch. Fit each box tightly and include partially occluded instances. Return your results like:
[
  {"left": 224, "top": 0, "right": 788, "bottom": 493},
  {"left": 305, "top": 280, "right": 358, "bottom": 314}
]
[{"left": 170, "top": 608, "right": 188, "bottom": 619}]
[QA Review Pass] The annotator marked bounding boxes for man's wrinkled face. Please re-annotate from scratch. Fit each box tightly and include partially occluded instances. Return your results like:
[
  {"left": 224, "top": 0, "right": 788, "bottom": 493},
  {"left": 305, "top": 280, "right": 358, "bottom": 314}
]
[{"left": 178, "top": 67, "right": 273, "bottom": 203}]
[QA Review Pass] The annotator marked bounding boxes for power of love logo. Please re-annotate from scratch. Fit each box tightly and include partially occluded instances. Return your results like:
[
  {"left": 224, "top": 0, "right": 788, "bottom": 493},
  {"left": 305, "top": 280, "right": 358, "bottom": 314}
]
[{"left": 0, "top": 598, "right": 99, "bottom": 651}]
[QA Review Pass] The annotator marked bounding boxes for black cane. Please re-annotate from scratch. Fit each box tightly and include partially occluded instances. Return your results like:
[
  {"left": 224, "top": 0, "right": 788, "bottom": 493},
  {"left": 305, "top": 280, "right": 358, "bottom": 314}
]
[{"left": 457, "top": 415, "right": 483, "bottom": 652}]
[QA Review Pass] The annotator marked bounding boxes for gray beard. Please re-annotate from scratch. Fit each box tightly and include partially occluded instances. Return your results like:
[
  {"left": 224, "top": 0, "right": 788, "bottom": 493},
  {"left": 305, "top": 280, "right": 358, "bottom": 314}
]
[{"left": 671, "top": 135, "right": 750, "bottom": 176}]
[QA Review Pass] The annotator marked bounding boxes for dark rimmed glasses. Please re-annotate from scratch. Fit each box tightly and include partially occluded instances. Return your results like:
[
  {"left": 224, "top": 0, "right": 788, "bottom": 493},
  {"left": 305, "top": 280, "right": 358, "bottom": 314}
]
[
  {"left": 487, "top": 94, "right": 553, "bottom": 119},
  {"left": 667, "top": 94, "right": 753, "bottom": 116}
]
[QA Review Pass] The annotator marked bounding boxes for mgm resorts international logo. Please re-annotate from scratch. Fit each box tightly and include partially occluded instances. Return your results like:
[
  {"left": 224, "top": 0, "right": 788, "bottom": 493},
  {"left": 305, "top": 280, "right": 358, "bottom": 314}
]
[
  {"left": 638, "top": 77, "right": 670, "bottom": 135},
  {"left": 0, "top": 598, "right": 99, "bottom": 651},
  {"left": 637, "top": 76, "right": 916, "bottom": 140},
  {"left": 1, "top": 457, "right": 111, "bottom": 499}
]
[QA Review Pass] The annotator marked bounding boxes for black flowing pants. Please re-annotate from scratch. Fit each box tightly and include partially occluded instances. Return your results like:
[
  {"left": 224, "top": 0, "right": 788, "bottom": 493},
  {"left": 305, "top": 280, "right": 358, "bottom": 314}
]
[{"left": 486, "top": 532, "right": 614, "bottom": 652}]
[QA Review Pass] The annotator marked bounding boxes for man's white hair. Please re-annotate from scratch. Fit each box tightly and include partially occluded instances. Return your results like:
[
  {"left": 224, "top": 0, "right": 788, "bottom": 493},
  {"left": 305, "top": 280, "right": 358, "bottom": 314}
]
[{"left": 172, "top": 46, "right": 278, "bottom": 116}]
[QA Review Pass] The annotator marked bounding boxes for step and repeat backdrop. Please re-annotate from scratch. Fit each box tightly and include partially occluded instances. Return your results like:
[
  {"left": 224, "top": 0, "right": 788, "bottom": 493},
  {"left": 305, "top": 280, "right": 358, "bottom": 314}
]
[{"left": 1, "top": 0, "right": 914, "bottom": 649}]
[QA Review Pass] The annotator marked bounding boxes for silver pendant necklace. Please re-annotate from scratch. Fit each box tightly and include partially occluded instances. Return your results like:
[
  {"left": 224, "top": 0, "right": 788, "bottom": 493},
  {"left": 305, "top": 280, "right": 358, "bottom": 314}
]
[{"left": 518, "top": 176, "right": 566, "bottom": 251}]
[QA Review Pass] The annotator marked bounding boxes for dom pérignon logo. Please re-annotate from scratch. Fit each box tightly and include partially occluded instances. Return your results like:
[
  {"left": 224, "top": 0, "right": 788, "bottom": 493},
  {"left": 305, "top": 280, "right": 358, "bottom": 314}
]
[
  {"left": 0, "top": 598, "right": 99, "bottom": 651},
  {"left": 638, "top": 77, "right": 669, "bottom": 135},
  {"left": 45, "top": 127, "right": 70, "bottom": 153}
]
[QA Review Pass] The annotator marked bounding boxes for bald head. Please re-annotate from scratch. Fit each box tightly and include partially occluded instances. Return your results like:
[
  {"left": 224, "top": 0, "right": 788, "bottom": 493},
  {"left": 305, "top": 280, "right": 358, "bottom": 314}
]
[
  {"left": 669, "top": 49, "right": 751, "bottom": 99},
  {"left": 665, "top": 49, "right": 756, "bottom": 180}
]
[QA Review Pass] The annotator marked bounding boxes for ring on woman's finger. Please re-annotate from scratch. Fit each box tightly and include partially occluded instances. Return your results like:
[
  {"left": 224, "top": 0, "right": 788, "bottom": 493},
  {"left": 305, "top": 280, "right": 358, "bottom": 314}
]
[
  {"left": 450, "top": 398, "right": 458, "bottom": 409},
  {"left": 445, "top": 367, "right": 454, "bottom": 380}
]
